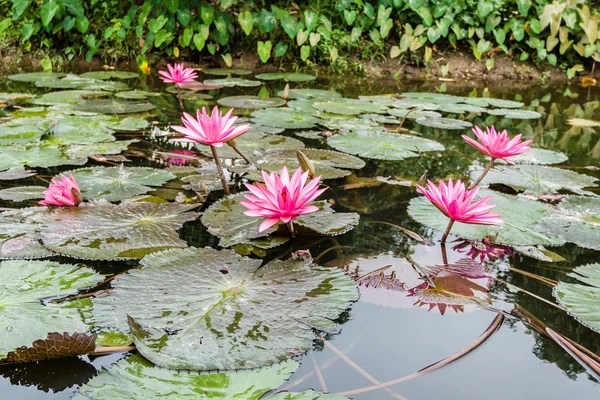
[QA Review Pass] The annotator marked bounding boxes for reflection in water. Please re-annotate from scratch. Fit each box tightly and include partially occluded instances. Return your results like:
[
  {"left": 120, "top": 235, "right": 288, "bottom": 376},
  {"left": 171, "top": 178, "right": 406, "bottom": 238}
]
[{"left": 452, "top": 238, "right": 515, "bottom": 263}]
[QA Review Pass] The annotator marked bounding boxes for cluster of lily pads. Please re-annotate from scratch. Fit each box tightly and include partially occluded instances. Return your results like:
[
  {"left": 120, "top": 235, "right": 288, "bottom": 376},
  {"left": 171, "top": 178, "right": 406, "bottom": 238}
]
[{"left": 0, "top": 67, "right": 599, "bottom": 397}]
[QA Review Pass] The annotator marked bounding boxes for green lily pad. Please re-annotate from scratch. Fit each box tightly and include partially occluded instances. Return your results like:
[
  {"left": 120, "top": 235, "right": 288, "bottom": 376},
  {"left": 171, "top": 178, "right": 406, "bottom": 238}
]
[
  {"left": 0, "top": 167, "right": 36, "bottom": 180},
  {"left": 70, "top": 166, "right": 176, "bottom": 201},
  {"left": 553, "top": 263, "right": 600, "bottom": 333},
  {"left": 247, "top": 148, "right": 365, "bottom": 180},
  {"left": 32, "top": 90, "right": 110, "bottom": 106},
  {"left": 36, "top": 202, "right": 200, "bottom": 260},
  {"left": 217, "top": 95, "right": 286, "bottom": 109},
  {"left": 0, "top": 259, "right": 102, "bottom": 358},
  {"left": 400, "top": 92, "right": 464, "bottom": 104},
  {"left": 415, "top": 117, "right": 473, "bottom": 130},
  {"left": 408, "top": 189, "right": 564, "bottom": 246},
  {"left": 35, "top": 76, "right": 129, "bottom": 91},
  {"left": 0, "top": 146, "right": 83, "bottom": 171},
  {"left": 202, "top": 131, "right": 304, "bottom": 159},
  {"left": 276, "top": 89, "right": 341, "bottom": 101},
  {"left": 0, "top": 118, "right": 46, "bottom": 145},
  {"left": 473, "top": 97, "right": 524, "bottom": 108},
  {"left": 202, "top": 194, "right": 359, "bottom": 247},
  {"left": 0, "top": 186, "right": 45, "bottom": 202},
  {"left": 204, "top": 78, "right": 262, "bottom": 87},
  {"left": 537, "top": 196, "right": 600, "bottom": 251},
  {"left": 255, "top": 72, "right": 316, "bottom": 82},
  {"left": 201, "top": 68, "right": 253, "bottom": 76},
  {"left": 438, "top": 103, "right": 488, "bottom": 114},
  {"left": 106, "top": 117, "right": 149, "bottom": 132},
  {"left": 509, "top": 148, "right": 568, "bottom": 165},
  {"left": 74, "top": 354, "right": 298, "bottom": 399},
  {"left": 389, "top": 99, "right": 441, "bottom": 110},
  {"left": 312, "top": 99, "right": 388, "bottom": 115},
  {"left": 42, "top": 117, "right": 115, "bottom": 145},
  {"left": 80, "top": 71, "right": 139, "bottom": 80},
  {"left": 473, "top": 165, "right": 598, "bottom": 196},
  {"left": 287, "top": 99, "right": 320, "bottom": 114},
  {"left": 486, "top": 109, "right": 542, "bottom": 119},
  {"left": 0, "top": 93, "right": 37, "bottom": 102},
  {"left": 92, "top": 246, "right": 358, "bottom": 370},
  {"left": 65, "top": 140, "right": 138, "bottom": 161},
  {"left": 73, "top": 100, "right": 156, "bottom": 114},
  {"left": 8, "top": 72, "right": 67, "bottom": 82},
  {"left": 251, "top": 108, "right": 321, "bottom": 129},
  {"left": 0, "top": 207, "right": 54, "bottom": 259},
  {"left": 388, "top": 109, "right": 442, "bottom": 119},
  {"left": 115, "top": 90, "right": 160, "bottom": 100},
  {"left": 327, "top": 130, "right": 445, "bottom": 161}
]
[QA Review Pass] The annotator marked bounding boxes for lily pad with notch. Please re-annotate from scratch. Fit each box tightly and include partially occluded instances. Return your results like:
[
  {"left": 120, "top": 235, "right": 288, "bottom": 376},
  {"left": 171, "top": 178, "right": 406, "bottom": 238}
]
[
  {"left": 91, "top": 246, "right": 358, "bottom": 370},
  {"left": 65, "top": 140, "right": 138, "bottom": 162},
  {"left": 217, "top": 95, "right": 286, "bottom": 109},
  {"left": 73, "top": 354, "right": 299, "bottom": 399},
  {"left": 0, "top": 186, "right": 45, "bottom": 202},
  {"left": 0, "top": 259, "right": 102, "bottom": 359},
  {"left": 327, "top": 129, "right": 445, "bottom": 161},
  {"left": 0, "top": 167, "right": 36, "bottom": 181},
  {"left": 472, "top": 164, "right": 598, "bottom": 196},
  {"left": 553, "top": 263, "right": 600, "bottom": 334},
  {"left": 415, "top": 117, "right": 473, "bottom": 130},
  {"left": 251, "top": 108, "right": 321, "bottom": 129},
  {"left": 408, "top": 189, "right": 564, "bottom": 246},
  {"left": 73, "top": 100, "right": 156, "bottom": 114},
  {"left": 35, "top": 201, "right": 200, "bottom": 260},
  {"left": 0, "top": 146, "right": 84, "bottom": 171},
  {"left": 255, "top": 72, "right": 316, "bottom": 82}
]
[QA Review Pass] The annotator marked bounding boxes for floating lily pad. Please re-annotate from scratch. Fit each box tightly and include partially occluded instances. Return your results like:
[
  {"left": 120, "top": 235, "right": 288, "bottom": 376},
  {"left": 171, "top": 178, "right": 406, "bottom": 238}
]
[
  {"left": 8, "top": 72, "right": 67, "bottom": 82},
  {"left": 509, "top": 148, "right": 568, "bottom": 165},
  {"left": 106, "top": 117, "right": 149, "bottom": 132},
  {"left": 537, "top": 196, "right": 600, "bottom": 251},
  {"left": 0, "top": 118, "right": 46, "bottom": 145},
  {"left": 250, "top": 148, "right": 365, "bottom": 180},
  {"left": 400, "top": 92, "right": 464, "bottom": 104},
  {"left": 312, "top": 99, "right": 388, "bottom": 115},
  {"left": 486, "top": 109, "right": 542, "bottom": 119},
  {"left": 475, "top": 97, "right": 524, "bottom": 108},
  {"left": 295, "top": 201, "right": 360, "bottom": 235},
  {"left": 513, "top": 245, "right": 566, "bottom": 262},
  {"left": 327, "top": 130, "right": 445, "bottom": 161},
  {"left": 408, "top": 189, "right": 564, "bottom": 246},
  {"left": 74, "top": 354, "right": 298, "bottom": 399},
  {"left": 92, "top": 246, "right": 358, "bottom": 370},
  {"left": 0, "top": 146, "right": 83, "bottom": 171},
  {"left": 36, "top": 201, "right": 200, "bottom": 260},
  {"left": 0, "top": 167, "right": 36, "bottom": 180},
  {"left": 35, "top": 76, "right": 128, "bottom": 91},
  {"left": 554, "top": 263, "right": 600, "bottom": 333},
  {"left": 362, "top": 113, "right": 400, "bottom": 124},
  {"left": 255, "top": 72, "right": 316, "bottom": 82},
  {"left": 287, "top": 99, "right": 320, "bottom": 114},
  {"left": 43, "top": 117, "right": 115, "bottom": 145},
  {"left": 32, "top": 90, "right": 110, "bottom": 106},
  {"left": 73, "top": 100, "right": 156, "bottom": 114},
  {"left": 438, "top": 103, "right": 488, "bottom": 114},
  {"left": 0, "top": 260, "right": 102, "bottom": 358},
  {"left": 114, "top": 90, "right": 160, "bottom": 100},
  {"left": 80, "top": 71, "right": 139, "bottom": 80},
  {"left": 276, "top": 89, "right": 341, "bottom": 101},
  {"left": 0, "top": 186, "right": 44, "bottom": 202},
  {"left": 204, "top": 78, "right": 262, "bottom": 87},
  {"left": 389, "top": 99, "right": 441, "bottom": 110},
  {"left": 415, "top": 117, "right": 473, "bottom": 130},
  {"left": 0, "top": 93, "right": 37, "bottom": 102},
  {"left": 66, "top": 140, "right": 138, "bottom": 161},
  {"left": 217, "top": 95, "right": 286, "bottom": 109},
  {"left": 0, "top": 208, "right": 54, "bottom": 259},
  {"left": 388, "top": 109, "right": 442, "bottom": 119},
  {"left": 70, "top": 166, "right": 176, "bottom": 201},
  {"left": 473, "top": 165, "right": 597, "bottom": 196},
  {"left": 251, "top": 108, "right": 321, "bottom": 129},
  {"left": 202, "top": 131, "right": 304, "bottom": 159},
  {"left": 201, "top": 68, "right": 252, "bottom": 76}
]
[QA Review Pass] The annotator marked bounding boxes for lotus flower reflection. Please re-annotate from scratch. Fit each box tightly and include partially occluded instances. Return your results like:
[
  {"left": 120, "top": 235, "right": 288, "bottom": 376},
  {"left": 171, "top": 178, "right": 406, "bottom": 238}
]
[
  {"left": 416, "top": 179, "right": 502, "bottom": 242},
  {"left": 158, "top": 63, "right": 198, "bottom": 87},
  {"left": 241, "top": 166, "right": 327, "bottom": 234},
  {"left": 39, "top": 172, "right": 83, "bottom": 207}
]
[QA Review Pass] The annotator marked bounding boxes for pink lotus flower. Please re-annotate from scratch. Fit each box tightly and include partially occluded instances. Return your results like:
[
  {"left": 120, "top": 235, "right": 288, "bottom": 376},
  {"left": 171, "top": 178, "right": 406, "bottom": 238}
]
[
  {"left": 39, "top": 172, "right": 83, "bottom": 207},
  {"left": 162, "top": 149, "right": 197, "bottom": 166},
  {"left": 158, "top": 63, "right": 198, "bottom": 87},
  {"left": 241, "top": 166, "right": 327, "bottom": 232},
  {"left": 462, "top": 125, "right": 532, "bottom": 164},
  {"left": 416, "top": 179, "right": 502, "bottom": 225},
  {"left": 171, "top": 107, "right": 250, "bottom": 147},
  {"left": 452, "top": 238, "right": 514, "bottom": 263}
]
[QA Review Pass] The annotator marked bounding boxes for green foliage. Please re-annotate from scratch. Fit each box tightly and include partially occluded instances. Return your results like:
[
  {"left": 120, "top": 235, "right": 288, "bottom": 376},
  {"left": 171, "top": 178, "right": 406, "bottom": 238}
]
[{"left": 0, "top": 0, "right": 598, "bottom": 71}]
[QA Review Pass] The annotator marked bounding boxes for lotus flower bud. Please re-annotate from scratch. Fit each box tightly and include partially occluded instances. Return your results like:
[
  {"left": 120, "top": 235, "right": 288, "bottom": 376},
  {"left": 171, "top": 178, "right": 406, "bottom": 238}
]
[
  {"left": 282, "top": 83, "right": 290, "bottom": 100},
  {"left": 296, "top": 150, "right": 315, "bottom": 178}
]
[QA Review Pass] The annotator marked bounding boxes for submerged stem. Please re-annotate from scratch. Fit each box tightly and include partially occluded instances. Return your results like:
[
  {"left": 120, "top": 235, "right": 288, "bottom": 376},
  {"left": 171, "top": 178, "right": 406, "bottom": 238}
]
[
  {"left": 469, "top": 157, "right": 495, "bottom": 189},
  {"left": 287, "top": 221, "right": 295, "bottom": 237},
  {"left": 210, "top": 145, "right": 230, "bottom": 195},
  {"left": 176, "top": 85, "right": 184, "bottom": 111},
  {"left": 440, "top": 219, "right": 455, "bottom": 243}
]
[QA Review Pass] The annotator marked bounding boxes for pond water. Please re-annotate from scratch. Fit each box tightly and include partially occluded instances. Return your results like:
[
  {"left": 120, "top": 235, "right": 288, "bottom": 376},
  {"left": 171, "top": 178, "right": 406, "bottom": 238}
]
[{"left": 0, "top": 69, "right": 599, "bottom": 400}]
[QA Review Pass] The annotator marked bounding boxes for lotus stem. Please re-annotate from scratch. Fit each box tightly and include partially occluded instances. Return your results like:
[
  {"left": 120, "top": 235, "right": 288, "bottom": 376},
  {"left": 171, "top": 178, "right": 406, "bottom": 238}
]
[
  {"left": 440, "top": 242, "right": 449, "bottom": 265},
  {"left": 210, "top": 144, "right": 231, "bottom": 195},
  {"left": 176, "top": 85, "right": 184, "bottom": 111},
  {"left": 469, "top": 157, "right": 495, "bottom": 189},
  {"left": 227, "top": 140, "right": 253, "bottom": 164},
  {"left": 287, "top": 221, "right": 295, "bottom": 237},
  {"left": 440, "top": 219, "right": 455, "bottom": 243}
]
